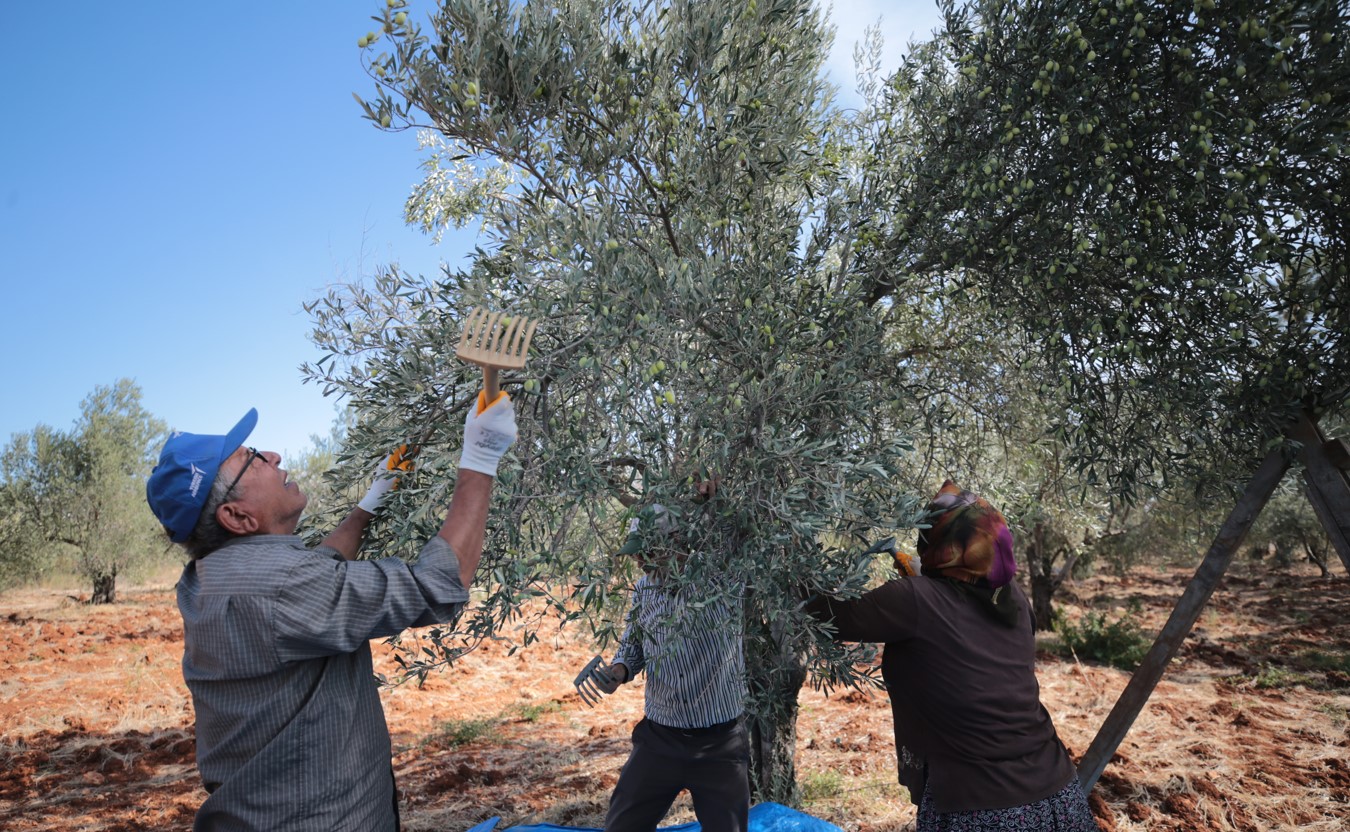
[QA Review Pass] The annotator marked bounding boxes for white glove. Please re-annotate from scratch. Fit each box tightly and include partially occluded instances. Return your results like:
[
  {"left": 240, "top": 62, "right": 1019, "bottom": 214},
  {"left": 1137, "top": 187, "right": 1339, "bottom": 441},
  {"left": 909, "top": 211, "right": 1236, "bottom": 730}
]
[
  {"left": 358, "top": 445, "right": 415, "bottom": 514},
  {"left": 459, "top": 391, "right": 517, "bottom": 476}
]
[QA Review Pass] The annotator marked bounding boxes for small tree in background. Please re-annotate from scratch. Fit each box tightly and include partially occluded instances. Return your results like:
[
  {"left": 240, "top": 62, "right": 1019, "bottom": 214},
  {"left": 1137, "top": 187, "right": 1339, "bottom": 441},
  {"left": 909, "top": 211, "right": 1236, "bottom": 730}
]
[
  {"left": 0, "top": 380, "right": 167, "bottom": 603},
  {"left": 873, "top": 273, "right": 1108, "bottom": 630},
  {"left": 1249, "top": 479, "right": 1334, "bottom": 575},
  {"left": 290, "top": 408, "right": 359, "bottom": 534},
  {"left": 0, "top": 426, "right": 66, "bottom": 591}
]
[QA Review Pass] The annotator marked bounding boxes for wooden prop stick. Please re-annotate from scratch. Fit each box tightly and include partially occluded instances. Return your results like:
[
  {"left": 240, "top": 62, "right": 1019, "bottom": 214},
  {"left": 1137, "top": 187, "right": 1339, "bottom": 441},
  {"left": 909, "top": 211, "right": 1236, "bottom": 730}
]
[
  {"left": 1077, "top": 444, "right": 1290, "bottom": 792},
  {"left": 1291, "top": 412, "right": 1350, "bottom": 573}
]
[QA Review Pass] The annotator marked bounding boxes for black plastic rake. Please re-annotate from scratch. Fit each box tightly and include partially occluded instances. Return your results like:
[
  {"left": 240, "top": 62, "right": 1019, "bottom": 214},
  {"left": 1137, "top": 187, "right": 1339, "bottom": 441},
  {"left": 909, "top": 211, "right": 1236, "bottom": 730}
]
[{"left": 573, "top": 654, "right": 611, "bottom": 707}]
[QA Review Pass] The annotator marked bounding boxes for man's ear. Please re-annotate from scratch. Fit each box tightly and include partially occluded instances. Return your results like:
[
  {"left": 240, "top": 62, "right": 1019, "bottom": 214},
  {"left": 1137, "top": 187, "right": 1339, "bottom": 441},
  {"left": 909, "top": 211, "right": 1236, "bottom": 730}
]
[{"left": 217, "top": 501, "right": 259, "bottom": 536}]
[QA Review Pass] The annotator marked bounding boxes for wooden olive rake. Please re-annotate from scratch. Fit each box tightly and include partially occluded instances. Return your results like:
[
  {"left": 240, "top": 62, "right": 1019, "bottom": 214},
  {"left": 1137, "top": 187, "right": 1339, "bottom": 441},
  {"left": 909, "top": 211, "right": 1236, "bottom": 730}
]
[
  {"left": 455, "top": 307, "right": 538, "bottom": 401},
  {"left": 373, "top": 308, "right": 534, "bottom": 473}
]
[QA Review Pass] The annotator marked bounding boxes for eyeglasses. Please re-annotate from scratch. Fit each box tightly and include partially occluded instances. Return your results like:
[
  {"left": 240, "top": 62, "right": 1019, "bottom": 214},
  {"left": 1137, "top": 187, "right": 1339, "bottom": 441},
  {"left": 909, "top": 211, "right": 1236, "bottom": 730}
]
[{"left": 223, "top": 447, "right": 264, "bottom": 499}]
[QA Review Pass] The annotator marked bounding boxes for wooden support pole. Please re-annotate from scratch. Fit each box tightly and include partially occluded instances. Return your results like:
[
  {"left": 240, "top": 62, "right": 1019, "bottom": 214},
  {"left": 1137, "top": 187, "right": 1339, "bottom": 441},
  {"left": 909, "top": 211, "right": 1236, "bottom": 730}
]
[
  {"left": 1326, "top": 438, "right": 1350, "bottom": 470},
  {"left": 1291, "top": 414, "right": 1350, "bottom": 573},
  {"left": 1077, "top": 445, "right": 1290, "bottom": 792}
]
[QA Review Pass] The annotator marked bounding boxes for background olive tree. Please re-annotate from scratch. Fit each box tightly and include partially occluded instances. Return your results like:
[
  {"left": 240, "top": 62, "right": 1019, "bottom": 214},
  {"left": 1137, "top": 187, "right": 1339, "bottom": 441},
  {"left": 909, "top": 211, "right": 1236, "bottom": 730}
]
[
  {"left": 288, "top": 408, "right": 362, "bottom": 533},
  {"left": 0, "top": 380, "right": 168, "bottom": 603},
  {"left": 861, "top": 0, "right": 1349, "bottom": 788},
  {"left": 0, "top": 425, "right": 65, "bottom": 591},
  {"left": 864, "top": 0, "right": 1349, "bottom": 500},
  {"left": 873, "top": 271, "right": 1114, "bottom": 629},
  {"left": 1248, "top": 479, "right": 1335, "bottom": 575},
  {"left": 308, "top": 0, "right": 932, "bottom": 800},
  {"left": 837, "top": 33, "right": 1111, "bottom": 630}
]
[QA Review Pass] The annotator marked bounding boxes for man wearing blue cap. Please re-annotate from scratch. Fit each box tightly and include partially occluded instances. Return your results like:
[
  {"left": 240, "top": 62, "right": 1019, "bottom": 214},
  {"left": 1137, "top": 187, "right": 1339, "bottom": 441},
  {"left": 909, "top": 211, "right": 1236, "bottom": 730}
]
[{"left": 146, "top": 390, "right": 517, "bottom": 831}]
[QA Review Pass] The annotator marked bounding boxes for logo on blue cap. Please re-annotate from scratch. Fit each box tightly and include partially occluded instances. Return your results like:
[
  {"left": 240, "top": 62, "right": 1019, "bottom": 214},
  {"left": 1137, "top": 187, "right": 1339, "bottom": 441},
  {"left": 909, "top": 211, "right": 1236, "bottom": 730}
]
[{"left": 146, "top": 409, "right": 257, "bottom": 542}]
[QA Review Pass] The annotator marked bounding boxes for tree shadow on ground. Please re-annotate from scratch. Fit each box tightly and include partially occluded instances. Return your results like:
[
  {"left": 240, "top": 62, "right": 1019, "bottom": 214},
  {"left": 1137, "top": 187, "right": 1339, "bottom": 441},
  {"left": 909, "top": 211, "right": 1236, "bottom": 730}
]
[{"left": 0, "top": 725, "right": 199, "bottom": 832}]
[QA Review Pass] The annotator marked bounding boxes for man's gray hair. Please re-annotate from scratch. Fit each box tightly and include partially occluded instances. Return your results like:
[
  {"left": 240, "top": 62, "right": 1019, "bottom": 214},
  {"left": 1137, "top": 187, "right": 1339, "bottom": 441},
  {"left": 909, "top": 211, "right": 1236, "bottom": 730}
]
[{"left": 180, "top": 469, "right": 239, "bottom": 560}]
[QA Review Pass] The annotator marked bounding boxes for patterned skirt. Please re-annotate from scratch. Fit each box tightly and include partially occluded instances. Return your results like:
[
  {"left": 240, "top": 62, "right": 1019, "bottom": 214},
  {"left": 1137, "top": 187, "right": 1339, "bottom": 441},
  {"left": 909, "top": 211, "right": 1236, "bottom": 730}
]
[{"left": 917, "top": 778, "right": 1099, "bottom": 832}]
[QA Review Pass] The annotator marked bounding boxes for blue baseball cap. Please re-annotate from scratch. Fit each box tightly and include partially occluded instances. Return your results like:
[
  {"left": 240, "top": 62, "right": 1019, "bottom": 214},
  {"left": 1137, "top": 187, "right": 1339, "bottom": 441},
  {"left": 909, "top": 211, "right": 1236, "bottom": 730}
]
[{"left": 146, "top": 409, "right": 258, "bottom": 542}]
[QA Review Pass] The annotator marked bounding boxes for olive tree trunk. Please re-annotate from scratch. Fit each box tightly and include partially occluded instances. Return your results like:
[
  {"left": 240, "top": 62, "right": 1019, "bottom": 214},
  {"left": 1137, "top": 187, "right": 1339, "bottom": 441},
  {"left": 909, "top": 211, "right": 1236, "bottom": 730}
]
[
  {"left": 743, "top": 600, "right": 809, "bottom": 803},
  {"left": 90, "top": 572, "right": 117, "bottom": 605}
]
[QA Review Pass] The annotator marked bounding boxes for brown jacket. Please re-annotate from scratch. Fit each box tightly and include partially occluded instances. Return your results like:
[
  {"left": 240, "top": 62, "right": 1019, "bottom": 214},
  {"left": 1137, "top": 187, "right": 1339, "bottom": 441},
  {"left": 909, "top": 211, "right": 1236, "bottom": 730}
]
[{"left": 813, "top": 578, "right": 1077, "bottom": 812}]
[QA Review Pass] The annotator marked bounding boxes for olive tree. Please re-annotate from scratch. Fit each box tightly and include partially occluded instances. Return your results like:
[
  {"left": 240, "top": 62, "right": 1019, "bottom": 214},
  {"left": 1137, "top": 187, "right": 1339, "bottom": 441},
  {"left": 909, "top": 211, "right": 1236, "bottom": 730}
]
[
  {"left": 862, "top": 0, "right": 1349, "bottom": 788},
  {"left": 834, "top": 33, "right": 1113, "bottom": 629},
  {"left": 870, "top": 265, "right": 1111, "bottom": 629},
  {"left": 289, "top": 408, "right": 361, "bottom": 532},
  {"left": 0, "top": 426, "right": 65, "bottom": 590},
  {"left": 0, "top": 380, "right": 167, "bottom": 603},
  {"left": 865, "top": 0, "right": 1349, "bottom": 496},
  {"left": 310, "top": 0, "right": 928, "bottom": 799},
  {"left": 1249, "top": 479, "right": 1335, "bottom": 574}
]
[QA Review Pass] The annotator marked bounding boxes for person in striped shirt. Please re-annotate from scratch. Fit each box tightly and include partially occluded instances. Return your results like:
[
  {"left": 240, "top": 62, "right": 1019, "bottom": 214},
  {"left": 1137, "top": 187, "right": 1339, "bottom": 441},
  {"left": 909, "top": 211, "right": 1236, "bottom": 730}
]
[
  {"left": 580, "top": 474, "right": 750, "bottom": 832},
  {"left": 145, "top": 391, "right": 517, "bottom": 831}
]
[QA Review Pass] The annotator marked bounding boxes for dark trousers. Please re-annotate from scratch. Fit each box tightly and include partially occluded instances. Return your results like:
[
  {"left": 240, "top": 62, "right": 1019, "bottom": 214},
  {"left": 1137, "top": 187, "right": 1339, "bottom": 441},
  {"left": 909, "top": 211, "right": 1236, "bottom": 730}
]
[{"left": 604, "top": 716, "right": 750, "bottom": 832}]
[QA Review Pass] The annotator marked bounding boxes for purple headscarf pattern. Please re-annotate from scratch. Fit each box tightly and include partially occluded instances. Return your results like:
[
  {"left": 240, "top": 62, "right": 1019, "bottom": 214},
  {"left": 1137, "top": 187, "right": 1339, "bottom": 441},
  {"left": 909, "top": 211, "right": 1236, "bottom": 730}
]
[{"left": 917, "top": 480, "right": 1016, "bottom": 588}]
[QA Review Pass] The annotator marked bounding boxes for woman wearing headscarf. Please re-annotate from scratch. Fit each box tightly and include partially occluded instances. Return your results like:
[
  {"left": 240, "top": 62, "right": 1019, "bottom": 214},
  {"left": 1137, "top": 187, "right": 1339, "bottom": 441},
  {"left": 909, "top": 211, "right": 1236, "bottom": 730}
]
[{"left": 809, "top": 481, "right": 1097, "bottom": 831}]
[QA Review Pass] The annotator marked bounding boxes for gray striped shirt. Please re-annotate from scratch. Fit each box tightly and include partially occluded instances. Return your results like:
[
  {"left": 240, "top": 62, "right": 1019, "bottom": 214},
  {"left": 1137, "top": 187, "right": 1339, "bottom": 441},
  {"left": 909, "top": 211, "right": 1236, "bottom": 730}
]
[
  {"left": 177, "top": 533, "right": 467, "bottom": 831},
  {"left": 612, "top": 571, "right": 746, "bottom": 729}
]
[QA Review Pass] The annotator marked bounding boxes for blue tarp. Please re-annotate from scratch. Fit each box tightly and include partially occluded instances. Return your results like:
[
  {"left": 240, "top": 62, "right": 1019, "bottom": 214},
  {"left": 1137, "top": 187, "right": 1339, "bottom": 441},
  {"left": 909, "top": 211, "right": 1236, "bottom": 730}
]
[{"left": 464, "top": 802, "right": 843, "bottom": 832}]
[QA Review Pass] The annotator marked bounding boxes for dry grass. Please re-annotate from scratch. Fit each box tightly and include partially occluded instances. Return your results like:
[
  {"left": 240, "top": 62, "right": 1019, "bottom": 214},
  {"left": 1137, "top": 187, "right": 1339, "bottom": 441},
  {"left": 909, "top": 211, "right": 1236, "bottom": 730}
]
[{"left": 2, "top": 559, "right": 1347, "bottom": 831}]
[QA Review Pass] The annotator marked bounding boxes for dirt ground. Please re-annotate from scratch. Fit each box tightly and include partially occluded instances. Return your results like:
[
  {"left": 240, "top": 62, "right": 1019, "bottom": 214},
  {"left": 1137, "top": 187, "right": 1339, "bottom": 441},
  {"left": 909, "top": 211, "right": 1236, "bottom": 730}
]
[{"left": 1, "top": 560, "right": 1347, "bottom": 831}]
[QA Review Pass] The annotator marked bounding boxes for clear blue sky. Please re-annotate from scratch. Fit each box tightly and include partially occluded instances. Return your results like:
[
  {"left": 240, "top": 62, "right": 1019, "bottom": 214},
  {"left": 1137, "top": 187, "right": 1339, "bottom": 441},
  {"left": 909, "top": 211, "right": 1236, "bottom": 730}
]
[{"left": 2, "top": 1, "right": 942, "bottom": 459}]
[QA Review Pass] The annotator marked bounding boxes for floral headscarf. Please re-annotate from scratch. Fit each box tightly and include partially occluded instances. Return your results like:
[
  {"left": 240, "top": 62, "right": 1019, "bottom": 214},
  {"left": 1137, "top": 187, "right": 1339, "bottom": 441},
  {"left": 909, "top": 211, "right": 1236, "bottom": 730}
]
[{"left": 918, "top": 480, "right": 1017, "bottom": 589}]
